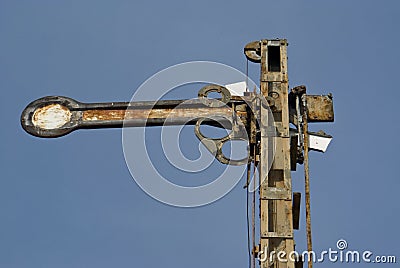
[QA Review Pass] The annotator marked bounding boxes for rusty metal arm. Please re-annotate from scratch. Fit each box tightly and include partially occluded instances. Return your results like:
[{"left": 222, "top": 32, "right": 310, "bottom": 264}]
[
  {"left": 21, "top": 95, "right": 250, "bottom": 138},
  {"left": 21, "top": 84, "right": 255, "bottom": 166}
]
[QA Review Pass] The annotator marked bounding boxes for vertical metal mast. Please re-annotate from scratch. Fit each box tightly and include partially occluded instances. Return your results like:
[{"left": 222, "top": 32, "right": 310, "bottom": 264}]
[
  {"left": 245, "top": 39, "right": 334, "bottom": 268},
  {"left": 259, "top": 39, "right": 295, "bottom": 268}
]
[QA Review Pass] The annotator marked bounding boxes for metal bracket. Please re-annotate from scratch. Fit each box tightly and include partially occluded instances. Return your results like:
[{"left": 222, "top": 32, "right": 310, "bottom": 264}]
[{"left": 195, "top": 85, "right": 249, "bottom": 165}]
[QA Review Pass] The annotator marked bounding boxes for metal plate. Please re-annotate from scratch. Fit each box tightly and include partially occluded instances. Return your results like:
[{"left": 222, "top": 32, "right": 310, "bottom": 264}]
[{"left": 306, "top": 94, "right": 334, "bottom": 122}]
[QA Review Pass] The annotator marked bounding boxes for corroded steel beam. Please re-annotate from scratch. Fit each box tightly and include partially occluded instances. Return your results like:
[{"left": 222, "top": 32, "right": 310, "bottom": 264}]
[{"left": 21, "top": 96, "right": 249, "bottom": 138}]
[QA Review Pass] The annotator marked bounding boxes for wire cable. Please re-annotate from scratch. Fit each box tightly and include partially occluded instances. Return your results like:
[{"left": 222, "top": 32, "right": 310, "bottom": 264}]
[
  {"left": 246, "top": 163, "right": 251, "bottom": 268},
  {"left": 246, "top": 59, "right": 249, "bottom": 92},
  {"left": 251, "top": 146, "right": 257, "bottom": 268}
]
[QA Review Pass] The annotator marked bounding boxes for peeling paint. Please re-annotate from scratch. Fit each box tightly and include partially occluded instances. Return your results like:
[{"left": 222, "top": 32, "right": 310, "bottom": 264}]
[{"left": 32, "top": 104, "right": 71, "bottom": 130}]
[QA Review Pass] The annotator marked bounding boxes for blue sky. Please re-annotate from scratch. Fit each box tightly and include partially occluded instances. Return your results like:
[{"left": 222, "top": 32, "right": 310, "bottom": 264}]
[{"left": 1, "top": 1, "right": 399, "bottom": 267}]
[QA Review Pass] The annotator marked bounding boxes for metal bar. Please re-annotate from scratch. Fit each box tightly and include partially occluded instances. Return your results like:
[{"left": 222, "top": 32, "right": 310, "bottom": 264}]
[
  {"left": 82, "top": 107, "right": 246, "bottom": 127},
  {"left": 302, "top": 94, "right": 313, "bottom": 268},
  {"left": 21, "top": 96, "right": 248, "bottom": 138}
]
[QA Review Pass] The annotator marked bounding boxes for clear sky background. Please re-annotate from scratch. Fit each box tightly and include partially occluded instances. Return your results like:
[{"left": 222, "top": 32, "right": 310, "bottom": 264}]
[{"left": 1, "top": 1, "right": 399, "bottom": 267}]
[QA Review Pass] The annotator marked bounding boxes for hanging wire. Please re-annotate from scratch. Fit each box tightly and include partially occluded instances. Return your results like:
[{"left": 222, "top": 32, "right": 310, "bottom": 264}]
[
  {"left": 246, "top": 163, "right": 252, "bottom": 268},
  {"left": 245, "top": 56, "right": 251, "bottom": 267},
  {"left": 251, "top": 145, "right": 257, "bottom": 268},
  {"left": 246, "top": 59, "right": 249, "bottom": 92}
]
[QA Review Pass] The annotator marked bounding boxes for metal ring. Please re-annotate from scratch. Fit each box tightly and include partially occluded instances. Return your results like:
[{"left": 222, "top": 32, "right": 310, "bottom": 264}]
[
  {"left": 194, "top": 117, "right": 249, "bottom": 166},
  {"left": 21, "top": 96, "right": 81, "bottom": 138},
  {"left": 198, "top": 84, "right": 231, "bottom": 108}
]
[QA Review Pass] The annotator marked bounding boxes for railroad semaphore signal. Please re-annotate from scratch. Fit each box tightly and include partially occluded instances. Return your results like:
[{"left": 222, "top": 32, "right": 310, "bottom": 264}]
[{"left": 21, "top": 39, "right": 334, "bottom": 268}]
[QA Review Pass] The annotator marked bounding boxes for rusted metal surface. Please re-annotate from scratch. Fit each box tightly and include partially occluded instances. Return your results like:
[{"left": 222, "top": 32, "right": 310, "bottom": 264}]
[
  {"left": 306, "top": 94, "right": 334, "bottom": 122},
  {"left": 258, "top": 39, "right": 295, "bottom": 268},
  {"left": 21, "top": 85, "right": 250, "bottom": 139},
  {"left": 21, "top": 85, "right": 253, "bottom": 166},
  {"left": 22, "top": 98, "right": 249, "bottom": 137},
  {"left": 302, "top": 94, "right": 313, "bottom": 268},
  {"left": 289, "top": 90, "right": 334, "bottom": 125},
  {"left": 82, "top": 107, "right": 244, "bottom": 123},
  {"left": 82, "top": 107, "right": 249, "bottom": 133}
]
